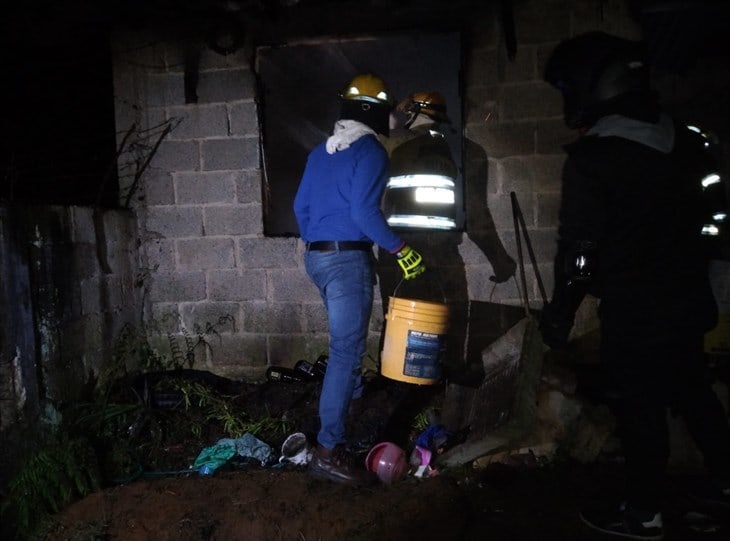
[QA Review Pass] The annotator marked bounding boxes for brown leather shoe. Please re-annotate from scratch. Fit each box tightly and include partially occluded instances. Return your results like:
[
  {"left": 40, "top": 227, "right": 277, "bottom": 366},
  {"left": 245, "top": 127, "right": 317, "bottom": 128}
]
[{"left": 307, "top": 445, "right": 375, "bottom": 485}]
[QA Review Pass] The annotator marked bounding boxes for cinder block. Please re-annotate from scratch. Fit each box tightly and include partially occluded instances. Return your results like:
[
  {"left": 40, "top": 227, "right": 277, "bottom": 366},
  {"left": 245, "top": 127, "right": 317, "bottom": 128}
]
[
  {"left": 199, "top": 46, "right": 251, "bottom": 71},
  {"left": 498, "top": 45, "right": 538, "bottom": 83},
  {"left": 464, "top": 85, "right": 499, "bottom": 125},
  {"left": 243, "top": 302, "right": 302, "bottom": 334},
  {"left": 167, "top": 104, "right": 229, "bottom": 139},
  {"left": 572, "top": 0, "right": 641, "bottom": 39},
  {"left": 207, "top": 333, "right": 268, "bottom": 367},
  {"left": 144, "top": 172, "right": 176, "bottom": 205},
  {"left": 149, "top": 271, "right": 206, "bottom": 302},
  {"left": 149, "top": 140, "right": 200, "bottom": 172},
  {"left": 100, "top": 274, "right": 131, "bottom": 312},
  {"left": 464, "top": 10, "right": 500, "bottom": 49},
  {"left": 112, "top": 30, "right": 167, "bottom": 72},
  {"left": 500, "top": 82, "right": 562, "bottom": 120},
  {"left": 145, "top": 206, "right": 203, "bottom": 238},
  {"left": 536, "top": 42, "right": 560, "bottom": 82},
  {"left": 487, "top": 192, "right": 518, "bottom": 229},
  {"left": 512, "top": 0, "right": 571, "bottom": 44},
  {"left": 80, "top": 276, "right": 102, "bottom": 314},
  {"left": 202, "top": 137, "right": 259, "bottom": 171},
  {"left": 207, "top": 205, "right": 262, "bottom": 236},
  {"left": 501, "top": 157, "right": 536, "bottom": 194},
  {"left": 177, "top": 237, "right": 235, "bottom": 270},
  {"left": 208, "top": 269, "right": 266, "bottom": 301},
  {"left": 465, "top": 48, "right": 499, "bottom": 87},
  {"left": 146, "top": 72, "right": 186, "bottom": 107},
  {"left": 236, "top": 170, "right": 263, "bottom": 203},
  {"left": 536, "top": 193, "right": 561, "bottom": 228},
  {"left": 149, "top": 303, "right": 185, "bottom": 334},
  {"left": 230, "top": 102, "right": 259, "bottom": 136},
  {"left": 536, "top": 119, "right": 574, "bottom": 155},
  {"left": 179, "top": 301, "right": 240, "bottom": 333},
  {"left": 267, "top": 334, "right": 328, "bottom": 368},
  {"left": 144, "top": 238, "right": 176, "bottom": 272},
  {"left": 468, "top": 122, "right": 536, "bottom": 158},
  {"left": 303, "top": 302, "right": 328, "bottom": 333},
  {"left": 72, "top": 244, "right": 100, "bottom": 280},
  {"left": 532, "top": 155, "right": 564, "bottom": 192},
  {"left": 175, "top": 171, "right": 237, "bottom": 204},
  {"left": 238, "top": 237, "right": 298, "bottom": 268},
  {"left": 270, "top": 269, "right": 320, "bottom": 303},
  {"left": 197, "top": 69, "right": 256, "bottom": 103},
  {"left": 485, "top": 158, "right": 502, "bottom": 194}
]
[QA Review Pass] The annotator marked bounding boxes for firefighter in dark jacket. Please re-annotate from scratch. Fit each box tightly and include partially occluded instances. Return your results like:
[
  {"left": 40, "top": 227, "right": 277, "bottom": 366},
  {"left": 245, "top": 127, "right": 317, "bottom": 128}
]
[{"left": 541, "top": 31, "right": 730, "bottom": 540}]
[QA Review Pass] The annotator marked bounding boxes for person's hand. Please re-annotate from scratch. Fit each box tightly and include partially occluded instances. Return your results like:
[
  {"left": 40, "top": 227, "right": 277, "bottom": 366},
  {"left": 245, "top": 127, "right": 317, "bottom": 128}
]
[
  {"left": 489, "top": 257, "right": 517, "bottom": 284},
  {"left": 395, "top": 245, "right": 426, "bottom": 280},
  {"left": 539, "top": 302, "right": 574, "bottom": 350}
]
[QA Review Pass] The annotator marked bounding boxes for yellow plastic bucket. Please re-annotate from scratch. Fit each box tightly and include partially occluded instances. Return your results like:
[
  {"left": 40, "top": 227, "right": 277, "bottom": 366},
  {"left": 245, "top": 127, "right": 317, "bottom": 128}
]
[{"left": 380, "top": 296, "right": 449, "bottom": 385}]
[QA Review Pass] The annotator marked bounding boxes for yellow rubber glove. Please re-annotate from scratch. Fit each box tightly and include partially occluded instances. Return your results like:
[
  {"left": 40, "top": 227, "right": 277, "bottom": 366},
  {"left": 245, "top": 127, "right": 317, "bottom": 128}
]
[{"left": 395, "top": 245, "right": 426, "bottom": 280}]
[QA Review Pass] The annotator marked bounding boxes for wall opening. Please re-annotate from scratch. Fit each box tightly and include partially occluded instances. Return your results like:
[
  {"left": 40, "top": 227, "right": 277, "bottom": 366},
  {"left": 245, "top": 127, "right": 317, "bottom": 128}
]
[{"left": 256, "top": 31, "right": 463, "bottom": 237}]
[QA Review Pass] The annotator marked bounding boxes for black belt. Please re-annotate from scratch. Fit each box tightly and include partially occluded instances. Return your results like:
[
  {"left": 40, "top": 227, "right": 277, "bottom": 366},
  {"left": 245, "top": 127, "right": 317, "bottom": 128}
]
[{"left": 307, "top": 241, "right": 372, "bottom": 251}]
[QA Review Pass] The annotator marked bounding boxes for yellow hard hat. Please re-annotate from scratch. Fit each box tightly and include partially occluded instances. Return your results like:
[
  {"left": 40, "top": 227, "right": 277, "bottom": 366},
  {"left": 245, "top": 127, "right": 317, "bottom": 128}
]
[
  {"left": 341, "top": 73, "right": 394, "bottom": 106},
  {"left": 407, "top": 91, "right": 450, "bottom": 123}
]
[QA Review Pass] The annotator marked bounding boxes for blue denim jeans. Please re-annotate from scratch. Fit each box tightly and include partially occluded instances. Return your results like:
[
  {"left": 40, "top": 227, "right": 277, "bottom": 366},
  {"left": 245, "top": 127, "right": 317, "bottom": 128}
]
[{"left": 304, "top": 248, "right": 374, "bottom": 449}]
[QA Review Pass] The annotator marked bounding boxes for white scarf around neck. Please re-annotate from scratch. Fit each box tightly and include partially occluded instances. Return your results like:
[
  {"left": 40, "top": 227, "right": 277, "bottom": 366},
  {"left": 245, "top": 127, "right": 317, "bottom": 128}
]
[{"left": 325, "top": 120, "right": 376, "bottom": 154}]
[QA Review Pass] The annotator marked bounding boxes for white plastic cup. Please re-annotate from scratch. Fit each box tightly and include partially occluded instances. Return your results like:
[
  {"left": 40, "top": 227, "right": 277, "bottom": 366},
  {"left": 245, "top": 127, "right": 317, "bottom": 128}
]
[{"left": 279, "top": 432, "right": 312, "bottom": 465}]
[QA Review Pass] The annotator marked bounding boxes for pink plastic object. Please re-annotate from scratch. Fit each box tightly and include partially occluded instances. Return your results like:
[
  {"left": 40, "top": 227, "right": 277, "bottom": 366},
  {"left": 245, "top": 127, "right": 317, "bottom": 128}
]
[{"left": 365, "top": 442, "right": 409, "bottom": 484}]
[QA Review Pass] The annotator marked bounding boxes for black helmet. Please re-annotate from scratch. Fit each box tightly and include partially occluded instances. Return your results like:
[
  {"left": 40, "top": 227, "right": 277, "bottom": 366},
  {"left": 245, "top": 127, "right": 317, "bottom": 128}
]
[{"left": 544, "top": 32, "right": 652, "bottom": 129}]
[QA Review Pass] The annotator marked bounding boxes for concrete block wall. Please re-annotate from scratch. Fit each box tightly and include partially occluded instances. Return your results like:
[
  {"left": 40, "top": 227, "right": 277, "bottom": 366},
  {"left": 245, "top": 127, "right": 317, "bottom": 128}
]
[
  {"left": 0, "top": 205, "right": 140, "bottom": 427},
  {"left": 463, "top": 0, "right": 641, "bottom": 336},
  {"left": 110, "top": 1, "right": 645, "bottom": 381},
  {"left": 112, "top": 28, "right": 311, "bottom": 381}
]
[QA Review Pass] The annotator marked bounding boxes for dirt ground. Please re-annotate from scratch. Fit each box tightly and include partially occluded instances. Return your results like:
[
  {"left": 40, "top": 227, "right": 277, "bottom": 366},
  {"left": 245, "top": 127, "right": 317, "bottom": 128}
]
[
  {"left": 21, "top": 370, "right": 730, "bottom": 541},
  {"left": 38, "top": 462, "right": 730, "bottom": 541}
]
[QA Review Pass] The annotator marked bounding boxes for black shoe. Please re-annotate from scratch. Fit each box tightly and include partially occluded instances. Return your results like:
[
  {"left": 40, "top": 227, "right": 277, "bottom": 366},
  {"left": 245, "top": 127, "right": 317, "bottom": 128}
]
[
  {"left": 307, "top": 445, "right": 375, "bottom": 485},
  {"left": 580, "top": 503, "right": 664, "bottom": 540}
]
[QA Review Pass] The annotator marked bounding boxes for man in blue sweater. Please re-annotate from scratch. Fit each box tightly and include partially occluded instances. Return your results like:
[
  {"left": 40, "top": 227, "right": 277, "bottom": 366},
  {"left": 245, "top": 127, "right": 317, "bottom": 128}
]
[{"left": 294, "top": 73, "right": 426, "bottom": 484}]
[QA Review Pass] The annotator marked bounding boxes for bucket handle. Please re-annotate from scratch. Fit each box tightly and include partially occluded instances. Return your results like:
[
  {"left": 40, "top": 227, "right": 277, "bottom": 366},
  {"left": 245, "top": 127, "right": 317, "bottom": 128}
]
[{"left": 392, "top": 269, "right": 446, "bottom": 303}]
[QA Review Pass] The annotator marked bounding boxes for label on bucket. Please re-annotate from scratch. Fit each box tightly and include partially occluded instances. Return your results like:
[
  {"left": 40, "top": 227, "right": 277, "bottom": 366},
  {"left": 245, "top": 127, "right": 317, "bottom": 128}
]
[{"left": 403, "top": 330, "right": 445, "bottom": 379}]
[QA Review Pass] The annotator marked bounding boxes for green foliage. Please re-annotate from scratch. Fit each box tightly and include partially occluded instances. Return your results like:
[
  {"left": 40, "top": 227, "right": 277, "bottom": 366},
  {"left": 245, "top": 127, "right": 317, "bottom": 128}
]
[
  {"left": 412, "top": 409, "right": 432, "bottom": 433},
  {"left": 177, "top": 380, "right": 292, "bottom": 440},
  {"left": 104, "top": 314, "right": 234, "bottom": 380},
  {"left": 0, "top": 436, "right": 100, "bottom": 541},
  {"left": 0, "top": 312, "right": 298, "bottom": 541}
]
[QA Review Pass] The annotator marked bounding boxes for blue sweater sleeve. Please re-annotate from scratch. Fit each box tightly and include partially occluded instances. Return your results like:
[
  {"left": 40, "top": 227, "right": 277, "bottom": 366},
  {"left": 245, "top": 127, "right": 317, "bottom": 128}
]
[{"left": 350, "top": 138, "right": 403, "bottom": 252}]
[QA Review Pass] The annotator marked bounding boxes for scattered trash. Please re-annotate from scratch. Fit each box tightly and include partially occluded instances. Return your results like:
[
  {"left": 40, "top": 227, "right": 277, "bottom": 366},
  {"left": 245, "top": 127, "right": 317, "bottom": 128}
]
[
  {"left": 409, "top": 445, "right": 439, "bottom": 478},
  {"left": 279, "top": 432, "right": 312, "bottom": 465},
  {"left": 267, "top": 356, "right": 328, "bottom": 384},
  {"left": 365, "top": 441, "right": 409, "bottom": 484},
  {"left": 294, "top": 360, "right": 321, "bottom": 380},
  {"left": 313, "top": 355, "right": 329, "bottom": 377},
  {"left": 266, "top": 366, "right": 310, "bottom": 384},
  {"left": 192, "top": 433, "right": 275, "bottom": 475},
  {"left": 193, "top": 442, "right": 237, "bottom": 476},
  {"left": 416, "top": 423, "right": 453, "bottom": 454},
  {"left": 219, "top": 433, "right": 275, "bottom": 466}
]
